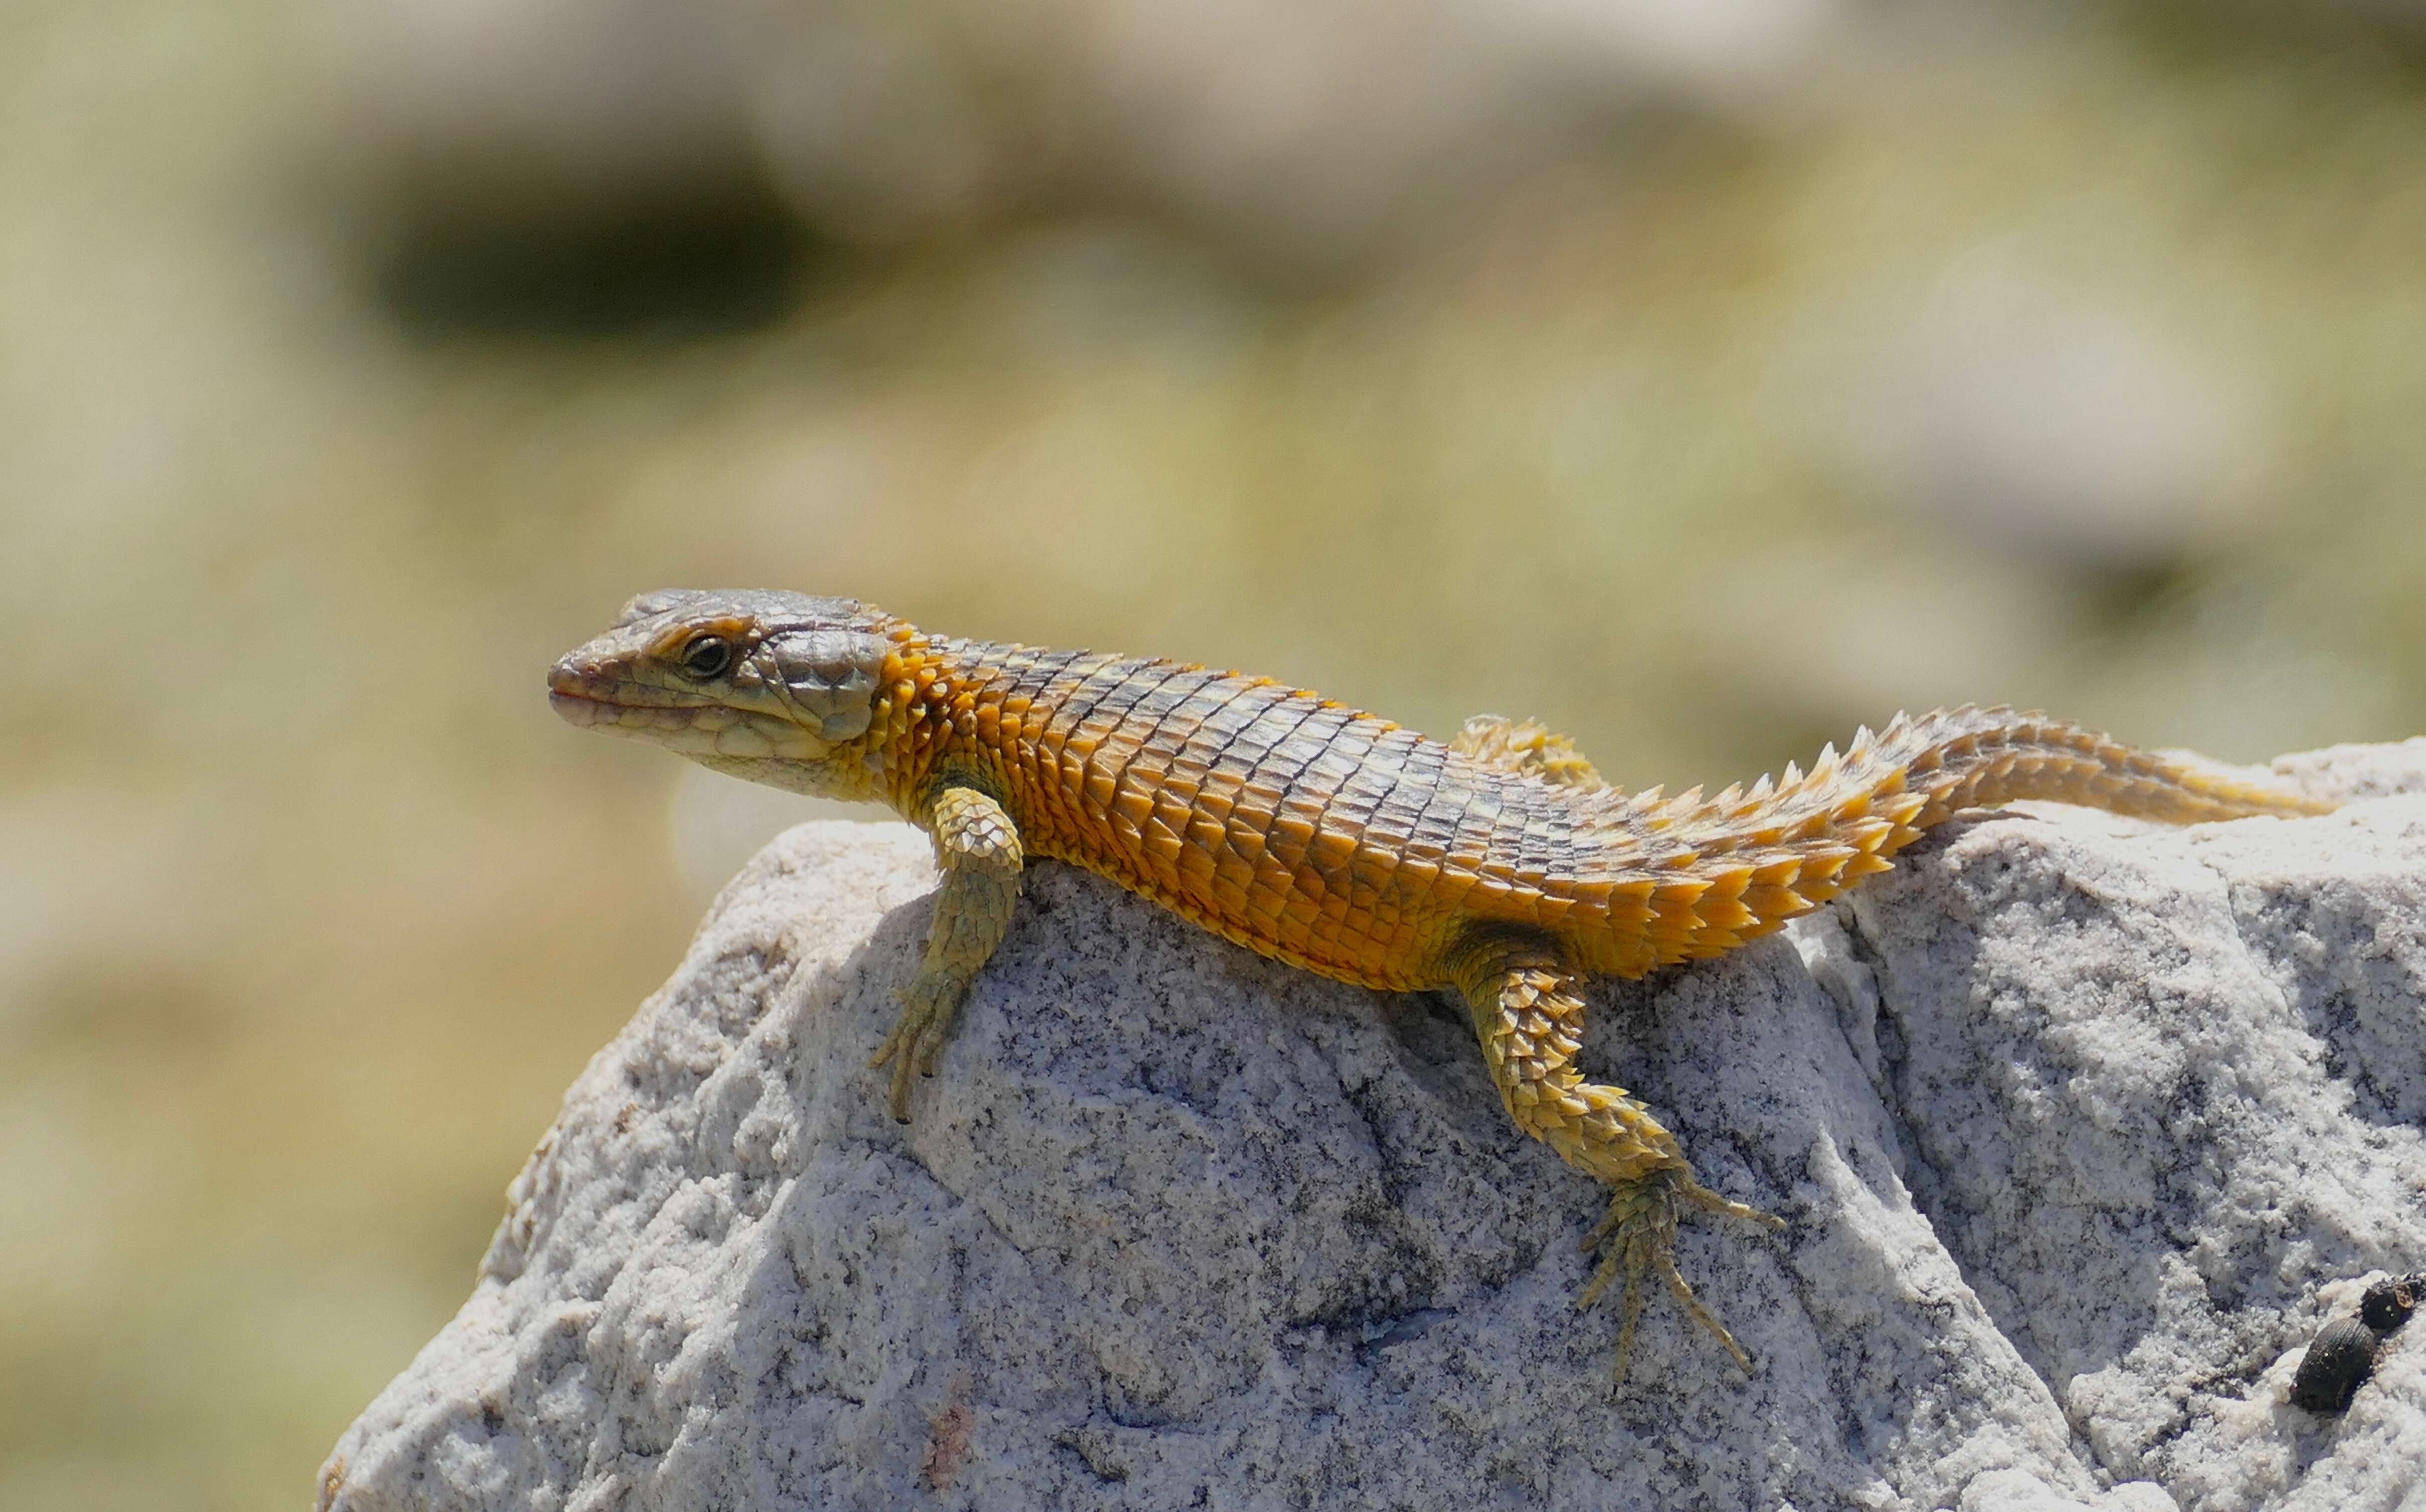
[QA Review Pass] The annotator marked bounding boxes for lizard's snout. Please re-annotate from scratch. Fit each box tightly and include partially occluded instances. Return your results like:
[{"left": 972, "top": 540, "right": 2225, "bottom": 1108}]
[{"left": 547, "top": 654, "right": 612, "bottom": 726}]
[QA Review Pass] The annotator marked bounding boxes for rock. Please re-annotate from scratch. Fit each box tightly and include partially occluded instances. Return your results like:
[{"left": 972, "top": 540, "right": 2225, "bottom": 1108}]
[
  {"left": 320, "top": 741, "right": 2426, "bottom": 1512},
  {"left": 722, "top": 0, "right": 1841, "bottom": 268},
  {"left": 337, "top": 0, "right": 1845, "bottom": 276},
  {"left": 1851, "top": 248, "right": 2272, "bottom": 574}
]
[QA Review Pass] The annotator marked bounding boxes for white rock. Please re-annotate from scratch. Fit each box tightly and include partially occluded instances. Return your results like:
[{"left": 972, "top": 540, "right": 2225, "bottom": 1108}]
[
  {"left": 726, "top": 0, "right": 1840, "bottom": 263},
  {"left": 1855, "top": 248, "right": 2273, "bottom": 572},
  {"left": 339, "top": 0, "right": 1844, "bottom": 269},
  {"left": 320, "top": 741, "right": 2426, "bottom": 1511}
]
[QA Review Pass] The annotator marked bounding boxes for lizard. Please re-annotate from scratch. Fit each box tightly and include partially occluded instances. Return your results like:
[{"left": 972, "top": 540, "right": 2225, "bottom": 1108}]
[{"left": 547, "top": 588, "right": 2337, "bottom": 1381}]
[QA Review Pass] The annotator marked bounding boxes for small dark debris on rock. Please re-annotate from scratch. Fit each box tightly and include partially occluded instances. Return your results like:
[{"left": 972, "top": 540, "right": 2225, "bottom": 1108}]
[
  {"left": 2292, "top": 1319, "right": 2379, "bottom": 1415},
  {"left": 2358, "top": 1273, "right": 2421, "bottom": 1334},
  {"left": 2292, "top": 1270, "right": 2424, "bottom": 1416}
]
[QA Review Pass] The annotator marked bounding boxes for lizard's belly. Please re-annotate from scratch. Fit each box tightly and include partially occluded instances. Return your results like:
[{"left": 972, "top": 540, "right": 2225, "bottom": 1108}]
[
  {"left": 1028, "top": 828, "right": 1464, "bottom": 992},
  {"left": 1022, "top": 798, "right": 1579, "bottom": 995}
]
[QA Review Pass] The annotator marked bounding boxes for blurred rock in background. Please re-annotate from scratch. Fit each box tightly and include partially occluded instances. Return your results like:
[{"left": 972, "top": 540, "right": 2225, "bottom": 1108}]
[
  {"left": 344, "top": 0, "right": 804, "bottom": 332},
  {"left": 341, "top": 0, "right": 1845, "bottom": 284},
  {"left": 1856, "top": 238, "right": 2273, "bottom": 573}
]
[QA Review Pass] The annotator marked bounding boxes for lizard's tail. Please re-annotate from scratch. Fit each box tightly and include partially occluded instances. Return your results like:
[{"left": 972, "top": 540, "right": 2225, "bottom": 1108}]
[
  {"left": 1577, "top": 706, "right": 2332, "bottom": 974},
  {"left": 1811, "top": 705, "right": 2332, "bottom": 830}
]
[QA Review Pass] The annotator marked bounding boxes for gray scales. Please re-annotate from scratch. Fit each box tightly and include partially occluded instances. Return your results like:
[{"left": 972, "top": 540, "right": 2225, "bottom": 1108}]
[{"left": 321, "top": 738, "right": 2426, "bottom": 1511}]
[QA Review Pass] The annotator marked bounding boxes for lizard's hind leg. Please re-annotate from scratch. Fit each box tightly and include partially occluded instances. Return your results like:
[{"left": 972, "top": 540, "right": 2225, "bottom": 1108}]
[
  {"left": 1447, "top": 931, "right": 1783, "bottom": 1381},
  {"left": 1449, "top": 715, "right": 1608, "bottom": 790}
]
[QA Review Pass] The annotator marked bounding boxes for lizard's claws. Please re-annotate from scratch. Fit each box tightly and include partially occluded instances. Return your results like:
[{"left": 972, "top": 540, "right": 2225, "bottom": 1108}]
[
  {"left": 868, "top": 974, "right": 963, "bottom": 1121},
  {"left": 1578, "top": 1168, "right": 1783, "bottom": 1383}
]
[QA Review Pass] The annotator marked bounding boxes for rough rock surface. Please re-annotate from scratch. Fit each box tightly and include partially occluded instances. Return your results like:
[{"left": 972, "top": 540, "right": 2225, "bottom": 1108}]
[{"left": 321, "top": 742, "right": 2426, "bottom": 1512}]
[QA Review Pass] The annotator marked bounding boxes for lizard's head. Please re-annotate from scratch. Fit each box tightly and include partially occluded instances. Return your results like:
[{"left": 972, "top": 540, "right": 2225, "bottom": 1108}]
[{"left": 549, "top": 589, "right": 901, "bottom": 798}]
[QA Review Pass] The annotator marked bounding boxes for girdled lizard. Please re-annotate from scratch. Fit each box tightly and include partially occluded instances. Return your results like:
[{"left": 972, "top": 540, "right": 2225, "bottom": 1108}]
[{"left": 549, "top": 590, "right": 2335, "bottom": 1380}]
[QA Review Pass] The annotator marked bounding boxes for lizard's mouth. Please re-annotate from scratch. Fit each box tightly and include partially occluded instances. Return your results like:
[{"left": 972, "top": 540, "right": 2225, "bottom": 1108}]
[
  {"left": 546, "top": 685, "right": 722, "bottom": 740},
  {"left": 547, "top": 688, "right": 611, "bottom": 726},
  {"left": 546, "top": 658, "right": 685, "bottom": 728},
  {"left": 547, "top": 652, "right": 834, "bottom": 762},
  {"left": 546, "top": 657, "right": 618, "bottom": 726}
]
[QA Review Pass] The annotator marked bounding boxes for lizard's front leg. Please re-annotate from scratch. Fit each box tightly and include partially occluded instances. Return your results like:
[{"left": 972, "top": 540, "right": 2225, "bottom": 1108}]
[
  {"left": 869, "top": 783, "right": 1023, "bottom": 1121},
  {"left": 1447, "top": 930, "right": 1783, "bottom": 1382}
]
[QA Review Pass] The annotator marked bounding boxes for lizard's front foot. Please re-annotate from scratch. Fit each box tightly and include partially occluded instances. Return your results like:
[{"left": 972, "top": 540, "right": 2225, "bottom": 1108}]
[
  {"left": 1578, "top": 1167, "right": 1785, "bottom": 1383},
  {"left": 871, "top": 783, "right": 1023, "bottom": 1124},
  {"left": 867, "top": 969, "right": 964, "bottom": 1121}
]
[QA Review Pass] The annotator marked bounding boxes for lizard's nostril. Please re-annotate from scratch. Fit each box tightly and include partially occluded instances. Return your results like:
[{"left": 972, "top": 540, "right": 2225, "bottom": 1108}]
[{"left": 547, "top": 656, "right": 609, "bottom": 724}]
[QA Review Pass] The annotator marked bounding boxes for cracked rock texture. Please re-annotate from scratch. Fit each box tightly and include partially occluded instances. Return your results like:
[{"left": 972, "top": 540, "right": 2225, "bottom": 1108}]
[{"left": 321, "top": 741, "right": 2426, "bottom": 1512}]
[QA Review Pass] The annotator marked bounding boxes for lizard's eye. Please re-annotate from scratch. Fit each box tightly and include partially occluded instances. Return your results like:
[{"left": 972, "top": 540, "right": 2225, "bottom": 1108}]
[{"left": 679, "top": 634, "right": 735, "bottom": 680}]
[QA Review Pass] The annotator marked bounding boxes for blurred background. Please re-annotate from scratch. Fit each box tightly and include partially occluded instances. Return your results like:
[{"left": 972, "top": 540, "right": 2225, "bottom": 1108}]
[{"left": 4, "top": 0, "right": 2424, "bottom": 1503}]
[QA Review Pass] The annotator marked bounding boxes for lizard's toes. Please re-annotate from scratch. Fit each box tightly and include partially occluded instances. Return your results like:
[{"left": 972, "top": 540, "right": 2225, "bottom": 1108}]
[
  {"left": 868, "top": 989, "right": 917, "bottom": 1072},
  {"left": 873, "top": 983, "right": 949, "bottom": 1117},
  {"left": 867, "top": 1027, "right": 905, "bottom": 1072},
  {"left": 1577, "top": 1169, "right": 1762, "bottom": 1382},
  {"left": 1675, "top": 1175, "right": 1786, "bottom": 1232}
]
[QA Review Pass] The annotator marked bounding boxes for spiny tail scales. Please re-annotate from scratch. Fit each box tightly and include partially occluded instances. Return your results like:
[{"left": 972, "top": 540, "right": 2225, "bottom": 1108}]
[{"left": 1573, "top": 705, "right": 2332, "bottom": 976}]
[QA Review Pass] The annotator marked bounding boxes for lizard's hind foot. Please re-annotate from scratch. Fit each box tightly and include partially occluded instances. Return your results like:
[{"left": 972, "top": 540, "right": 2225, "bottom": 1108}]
[{"left": 1579, "top": 1169, "right": 1784, "bottom": 1383}]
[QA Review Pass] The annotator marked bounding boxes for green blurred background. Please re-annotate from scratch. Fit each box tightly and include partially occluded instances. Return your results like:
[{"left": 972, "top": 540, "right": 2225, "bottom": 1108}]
[{"left": 4, "top": 0, "right": 2424, "bottom": 1504}]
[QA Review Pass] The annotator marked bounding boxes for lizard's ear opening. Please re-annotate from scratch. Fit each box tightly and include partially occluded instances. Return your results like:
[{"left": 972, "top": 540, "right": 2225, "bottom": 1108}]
[{"left": 768, "top": 629, "right": 889, "bottom": 741}]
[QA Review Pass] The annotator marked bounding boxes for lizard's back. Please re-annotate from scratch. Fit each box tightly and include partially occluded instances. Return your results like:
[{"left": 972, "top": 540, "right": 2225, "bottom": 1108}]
[
  {"left": 938, "top": 640, "right": 1617, "bottom": 991},
  {"left": 931, "top": 638, "right": 2330, "bottom": 992}
]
